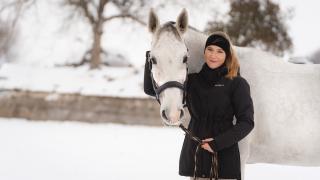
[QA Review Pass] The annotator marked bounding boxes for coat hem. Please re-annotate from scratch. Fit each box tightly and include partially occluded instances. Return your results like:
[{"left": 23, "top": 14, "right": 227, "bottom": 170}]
[{"left": 179, "top": 171, "right": 240, "bottom": 179}]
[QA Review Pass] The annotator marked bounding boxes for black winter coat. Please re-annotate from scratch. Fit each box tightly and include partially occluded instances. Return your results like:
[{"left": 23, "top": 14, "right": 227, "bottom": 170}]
[{"left": 143, "top": 62, "right": 254, "bottom": 180}]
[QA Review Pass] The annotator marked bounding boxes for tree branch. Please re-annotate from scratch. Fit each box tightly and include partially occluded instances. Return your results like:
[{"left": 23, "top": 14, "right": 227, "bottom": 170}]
[
  {"left": 103, "top": 14, "right": 146, "bottom": 26},
  {"left": 67, "top": 0, "right": 95, "bottom": 24},
  {"left": 97, "top": 0, "right": 108, "bottom": 19}
]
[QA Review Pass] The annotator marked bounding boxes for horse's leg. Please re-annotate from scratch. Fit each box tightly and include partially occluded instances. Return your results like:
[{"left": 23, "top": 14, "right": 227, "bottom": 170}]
[{"left": 238, "top": 137, "right": 251, "bottom": 180}]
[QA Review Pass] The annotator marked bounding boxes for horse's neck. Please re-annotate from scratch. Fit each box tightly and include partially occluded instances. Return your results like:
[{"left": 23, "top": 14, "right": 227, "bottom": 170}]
[{"left": 183, "top": 28, "right": 208, "bottom": 74}]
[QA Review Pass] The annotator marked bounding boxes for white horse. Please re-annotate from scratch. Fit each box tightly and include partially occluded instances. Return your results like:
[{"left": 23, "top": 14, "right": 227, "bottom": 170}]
[{"left": 147, "top": 8, "right": 320, "bottom": 179}]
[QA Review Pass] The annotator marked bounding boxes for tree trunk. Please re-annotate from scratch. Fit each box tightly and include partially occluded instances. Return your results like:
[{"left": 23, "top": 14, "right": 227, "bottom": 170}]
[{"left": 90, "top": 22, "right": 103, "bottom": 69}]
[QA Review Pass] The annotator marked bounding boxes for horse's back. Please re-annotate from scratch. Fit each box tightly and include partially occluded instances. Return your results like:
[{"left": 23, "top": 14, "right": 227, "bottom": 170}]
[{"left": 237, "top": 47, "right": 320, "bottom": 166}]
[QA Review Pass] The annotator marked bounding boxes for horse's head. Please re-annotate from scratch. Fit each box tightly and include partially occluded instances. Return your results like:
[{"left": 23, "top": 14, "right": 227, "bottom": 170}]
[{"left": 147, "top": 9, "right": 189, "bottom": 126}]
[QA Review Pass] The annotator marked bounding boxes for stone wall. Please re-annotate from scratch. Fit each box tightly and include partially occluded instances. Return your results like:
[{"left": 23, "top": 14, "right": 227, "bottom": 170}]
[{"left": 0, "top": 90, "right": 163, "bottom": 126}]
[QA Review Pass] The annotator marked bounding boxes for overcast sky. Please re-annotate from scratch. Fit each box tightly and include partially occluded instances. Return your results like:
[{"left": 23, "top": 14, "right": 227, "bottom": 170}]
[
  {"left": 276, "top": 0, "right": 320, "bottom": 58},
  {"left": 157, "top": 0, "right": 320, "bottom": 59}
]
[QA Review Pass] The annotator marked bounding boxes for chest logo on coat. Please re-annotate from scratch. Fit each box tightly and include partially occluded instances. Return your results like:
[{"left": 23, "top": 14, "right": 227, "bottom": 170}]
[{"left": 214, "top": 84, "right": 224, "bottom": 87}]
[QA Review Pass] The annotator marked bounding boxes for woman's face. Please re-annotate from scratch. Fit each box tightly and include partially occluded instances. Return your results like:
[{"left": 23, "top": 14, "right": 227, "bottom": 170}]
[{"left": 204, "top": 45, "right": 226, "bottom": 69}]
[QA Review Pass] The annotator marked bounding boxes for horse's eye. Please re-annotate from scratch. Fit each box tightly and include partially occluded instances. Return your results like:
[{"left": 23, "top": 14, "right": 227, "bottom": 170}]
[
  {"left": 183, "top": 56, "right": 188, "bottom": 63},
  {"left": 150, "top": 57, "right": 157, "bottom": 64}
]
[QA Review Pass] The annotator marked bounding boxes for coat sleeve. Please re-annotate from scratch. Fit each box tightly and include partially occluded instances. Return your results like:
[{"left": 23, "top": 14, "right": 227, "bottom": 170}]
[
  {"left": 143, "top": 54, "right": 156, "bottom": 97},
  {"left": 209, "top": 77, "right": 254, "bottom": 151}
]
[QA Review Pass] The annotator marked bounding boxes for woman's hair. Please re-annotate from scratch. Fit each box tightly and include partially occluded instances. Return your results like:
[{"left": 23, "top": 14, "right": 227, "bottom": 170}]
[{"left": 207, "top": 31, "right": 240, "bottom": 79}]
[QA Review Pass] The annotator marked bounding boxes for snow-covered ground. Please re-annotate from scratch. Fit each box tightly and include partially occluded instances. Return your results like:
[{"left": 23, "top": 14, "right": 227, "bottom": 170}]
[
  {"left": 0, "top": 118, "right": 319, "bottom": 180},
  {"left": 0, "top": 63, "right": 146, "bottom": 98}
]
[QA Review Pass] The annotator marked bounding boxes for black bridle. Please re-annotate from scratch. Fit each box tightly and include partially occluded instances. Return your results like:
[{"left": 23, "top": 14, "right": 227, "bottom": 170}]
[
  {"left": 146, "top": 50, "right": 188, "bottom": 107},
  {"left": 146, "top": 50, "right": 219, "bottom": 180}
]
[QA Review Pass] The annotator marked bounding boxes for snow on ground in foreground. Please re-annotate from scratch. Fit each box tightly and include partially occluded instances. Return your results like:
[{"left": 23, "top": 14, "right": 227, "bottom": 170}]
[{"left": 0, "top": 118, "right": 319, "bottom": 180}]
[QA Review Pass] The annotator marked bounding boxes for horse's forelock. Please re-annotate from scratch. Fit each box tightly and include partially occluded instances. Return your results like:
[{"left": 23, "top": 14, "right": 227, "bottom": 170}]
[{"left": 155, "top": 22, "right": 182, "bottom": 42}]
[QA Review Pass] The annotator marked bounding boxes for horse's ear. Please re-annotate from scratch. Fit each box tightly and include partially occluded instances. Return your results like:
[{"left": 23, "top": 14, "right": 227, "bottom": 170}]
[
  {"left": 148, "top": 8, "right": 159, "bottom": 34},
  {"left": 176, "top": 8, "right": 188, "bottom": 34}
]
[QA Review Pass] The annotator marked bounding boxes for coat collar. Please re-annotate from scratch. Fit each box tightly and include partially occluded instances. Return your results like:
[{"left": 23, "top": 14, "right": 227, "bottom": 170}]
[{"left": 199, "top": 62, "right": 228, "bottom": 84}]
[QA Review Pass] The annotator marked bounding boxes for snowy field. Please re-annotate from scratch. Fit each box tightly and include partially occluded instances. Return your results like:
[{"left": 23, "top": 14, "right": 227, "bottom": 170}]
[
  {"left": 0, "top": 63, "right": 146, "bottom": 98},
  {"left": 0, "top": 118, "right": 319, "bottom": 180}
]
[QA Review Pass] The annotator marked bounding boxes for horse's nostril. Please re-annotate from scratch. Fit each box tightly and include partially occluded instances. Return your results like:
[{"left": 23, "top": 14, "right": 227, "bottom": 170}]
[
  {"left": 162, "top": 110, "right": 168, "bottom": 120},
  {"left": 180, "top": 109, "right": 184, "bottom": 119}
]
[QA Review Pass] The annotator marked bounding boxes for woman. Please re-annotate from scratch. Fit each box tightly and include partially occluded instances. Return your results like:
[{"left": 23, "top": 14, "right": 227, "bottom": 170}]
[
  {"left": 144, "top": 31, "right": 254, "bottom": 180},
  {"left": 179, "top": 32, "right": 254, "bottom": 180}
]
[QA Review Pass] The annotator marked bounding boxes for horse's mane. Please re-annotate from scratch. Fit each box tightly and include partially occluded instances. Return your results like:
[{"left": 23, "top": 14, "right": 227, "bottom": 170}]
[{"left": 158, "top": 21, "right": 202, "bottom": 40}]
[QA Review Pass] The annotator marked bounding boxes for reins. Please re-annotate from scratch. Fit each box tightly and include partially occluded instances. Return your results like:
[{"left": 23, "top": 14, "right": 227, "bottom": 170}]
[{"left": 179, "top": 124, "right": 219, "bottom": 180}]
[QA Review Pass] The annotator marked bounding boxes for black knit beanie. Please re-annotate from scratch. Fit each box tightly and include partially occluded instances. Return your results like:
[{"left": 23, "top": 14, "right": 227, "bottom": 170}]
[{"left": 204, "top": 34, "right": 231, "bottom": 57}]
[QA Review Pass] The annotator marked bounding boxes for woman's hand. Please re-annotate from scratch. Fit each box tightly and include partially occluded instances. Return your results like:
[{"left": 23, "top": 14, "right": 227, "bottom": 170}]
[{"left": 201, "top": 138, "right": 214, "bottom": 153}]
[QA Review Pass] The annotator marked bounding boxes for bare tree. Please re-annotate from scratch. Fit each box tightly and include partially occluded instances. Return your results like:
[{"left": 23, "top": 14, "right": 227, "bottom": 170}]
[
  {"left": 63, "top": 0, "right": 148, "bottom": 69},
  {"left": 0, "top": 20, "right": 13, "bottom": 62},
  {"left": 0, "top": 0, "right": 36, "bottom": 27},
  {"left": 205, "top": 0, "right": 293, "bottom": 56},
  {"left": 0, "top": 0, "right": 36, "bottom": 63}
]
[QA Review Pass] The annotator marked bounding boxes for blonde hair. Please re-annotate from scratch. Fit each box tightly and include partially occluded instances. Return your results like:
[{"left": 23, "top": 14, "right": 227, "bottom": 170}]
[{"left": 207, "top": 31, "right": 240, "bottom": 79}]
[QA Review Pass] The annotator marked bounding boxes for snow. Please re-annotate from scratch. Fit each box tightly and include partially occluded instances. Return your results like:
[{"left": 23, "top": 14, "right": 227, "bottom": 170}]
[
  {"left": 0, "top": 118, "right": 320, "bottom": 180},
  {"left": 0, "top": 63, "right": 146, "bottom": 98}
]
